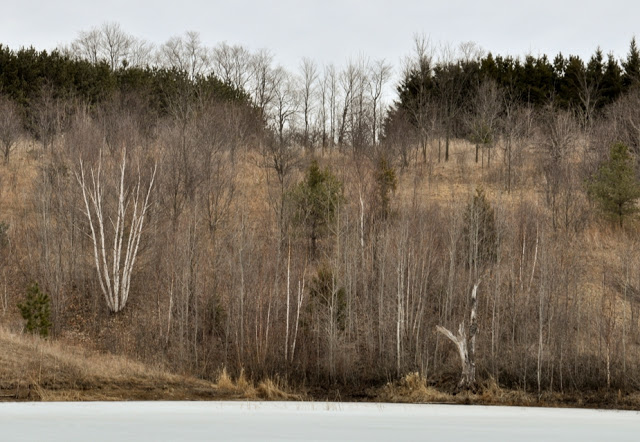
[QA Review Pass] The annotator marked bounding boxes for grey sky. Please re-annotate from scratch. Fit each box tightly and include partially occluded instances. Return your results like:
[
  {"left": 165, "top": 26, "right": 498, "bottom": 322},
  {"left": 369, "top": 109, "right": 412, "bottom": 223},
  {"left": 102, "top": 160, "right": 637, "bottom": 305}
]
[{"left": 2, "top": 0, "right": 637, "bottom": 74}]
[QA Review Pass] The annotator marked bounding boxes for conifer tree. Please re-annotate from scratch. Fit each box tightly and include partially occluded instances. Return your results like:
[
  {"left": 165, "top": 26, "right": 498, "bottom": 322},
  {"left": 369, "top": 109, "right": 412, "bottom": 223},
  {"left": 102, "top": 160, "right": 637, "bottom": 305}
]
[
  {"left": 601, "top": 53, "right": 624, "bottom": 105},
  {"left": 290, "top": 160, "right": 343, "bottom": 258},
  {"left": 622, "top": 37, "right": 640, "bottom": 91},
  {"left": 373, "top": 157, "right": 397, "bottom": 220},
  {"left": 588, "top": 142, "right": 640, "bottom": 227},
  {"left": 17, "top": 283, "right": 52, "bottom": 338}
]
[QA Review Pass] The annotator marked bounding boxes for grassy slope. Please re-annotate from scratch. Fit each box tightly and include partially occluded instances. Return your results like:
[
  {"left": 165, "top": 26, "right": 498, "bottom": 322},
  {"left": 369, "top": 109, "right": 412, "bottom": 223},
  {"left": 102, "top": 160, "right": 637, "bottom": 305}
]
[{"left": 0, "top": 326, "right": 304, "bottom": 401}]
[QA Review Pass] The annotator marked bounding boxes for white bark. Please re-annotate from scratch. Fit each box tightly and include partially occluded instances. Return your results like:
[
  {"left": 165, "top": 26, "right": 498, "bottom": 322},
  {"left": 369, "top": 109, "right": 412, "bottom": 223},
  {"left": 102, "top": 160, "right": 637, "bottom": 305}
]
[
  {"left": 437, "top": 283, "right": 479, "bottom": 389},
  {"left": 76, "top": 150, "right": 156, "bottom": 313},
  {"left": 290, "top": 275, "right": 305, "bottom": 362},
  {"left": 285, "top": 243, "right": 291, "bottom": 362}
]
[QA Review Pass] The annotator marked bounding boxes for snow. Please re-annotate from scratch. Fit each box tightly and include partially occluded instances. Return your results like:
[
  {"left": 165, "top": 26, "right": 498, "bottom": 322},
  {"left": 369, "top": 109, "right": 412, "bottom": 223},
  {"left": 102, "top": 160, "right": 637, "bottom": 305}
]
[{"left": 1, "top": 401, "right": 639, "bottom": 441}]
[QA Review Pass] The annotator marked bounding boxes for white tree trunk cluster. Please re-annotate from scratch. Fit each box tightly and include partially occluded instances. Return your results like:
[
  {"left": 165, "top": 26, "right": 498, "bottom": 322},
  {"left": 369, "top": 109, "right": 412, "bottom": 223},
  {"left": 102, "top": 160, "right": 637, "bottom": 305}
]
[
  {"left": 76, "top": 150, "right": 156, "bottom": 313},
  {"left": 437, "top": 283, "right": 479, "bottom": 389}
]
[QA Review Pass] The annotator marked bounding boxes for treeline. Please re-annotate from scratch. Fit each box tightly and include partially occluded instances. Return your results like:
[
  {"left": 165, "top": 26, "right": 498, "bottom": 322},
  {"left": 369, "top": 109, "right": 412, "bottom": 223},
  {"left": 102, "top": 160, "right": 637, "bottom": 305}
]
[
  {"left": 0, "top": 42, "right": 251, "bottom": 146},
  {"left": 4, "top": 27, "right": 640, "bottom": 397},
  {"left": 386, "top": 36, "right": 640, "bottom": 166},
  {"left": 397, "top": 40, "right": 639, "bottom": 112},
  {"left": 1, "top": 22, "right": 395, "bottom": 154}
]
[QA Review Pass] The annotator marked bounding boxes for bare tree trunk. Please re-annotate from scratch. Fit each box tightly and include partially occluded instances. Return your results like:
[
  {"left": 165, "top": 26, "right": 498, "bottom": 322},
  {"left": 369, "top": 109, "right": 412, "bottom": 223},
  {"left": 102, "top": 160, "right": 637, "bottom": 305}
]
[
  {"left": 436, "top": 283, "right": 479, "bottom": 389},
  {"left": 285, "top": 243, "right": 291, "bottom": 362},
  {"left": 291, "top": 276, "right": 305, "bottom": 362}
]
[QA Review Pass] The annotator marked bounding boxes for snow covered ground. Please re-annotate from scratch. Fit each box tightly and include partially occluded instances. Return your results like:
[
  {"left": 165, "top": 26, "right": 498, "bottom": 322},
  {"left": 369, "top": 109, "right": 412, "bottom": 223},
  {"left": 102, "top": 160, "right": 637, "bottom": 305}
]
[{"left": 1, "top": 401, "right": 639, "bottom": 441}]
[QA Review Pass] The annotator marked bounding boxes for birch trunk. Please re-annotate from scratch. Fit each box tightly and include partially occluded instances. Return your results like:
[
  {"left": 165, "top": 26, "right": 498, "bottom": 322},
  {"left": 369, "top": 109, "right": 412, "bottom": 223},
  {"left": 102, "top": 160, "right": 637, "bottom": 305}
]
[
  {"left": 436, "top": 283, "right": 479, "bottom": 389},
  {"left": 76, "top": 149, "right": 156, "bottom": 313}
]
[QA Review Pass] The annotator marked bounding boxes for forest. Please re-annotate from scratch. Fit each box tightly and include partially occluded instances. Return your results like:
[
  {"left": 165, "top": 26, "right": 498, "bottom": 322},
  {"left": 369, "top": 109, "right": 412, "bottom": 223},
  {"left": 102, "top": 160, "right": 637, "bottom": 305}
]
[{"left": 3, "top": 23, "right": 640, "bottom": 400}]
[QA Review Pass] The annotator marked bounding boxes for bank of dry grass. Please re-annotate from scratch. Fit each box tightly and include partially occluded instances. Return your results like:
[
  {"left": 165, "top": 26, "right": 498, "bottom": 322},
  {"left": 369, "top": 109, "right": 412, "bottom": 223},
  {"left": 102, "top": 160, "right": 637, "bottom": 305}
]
[
  {"left": 0, "top": 327, "right": 298, "bottom": 402},
  {"left": 373, "top": 372, "right": 640, "bottom": 410},
  {"left": 3, "top": 326, "right": 640, "bottom": 408}
]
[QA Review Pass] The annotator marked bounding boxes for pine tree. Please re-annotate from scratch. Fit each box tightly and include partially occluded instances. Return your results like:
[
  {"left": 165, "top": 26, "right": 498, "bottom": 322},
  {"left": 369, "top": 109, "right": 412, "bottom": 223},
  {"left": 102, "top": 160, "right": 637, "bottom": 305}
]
[
  {"left": 588, "top": 142, "right": 640, "bottom": 227},
  {"left": 622, "top": 37, "right": 640, "bottom": 91},
  {"left": 601, "top": 53, "right": 623, "bottom": 105},
  {"left": 17, "top": 283, "right": 52, "bottom": 338},
  {"left": 290, "top": 160, "right": 343, "bottom": 258}
]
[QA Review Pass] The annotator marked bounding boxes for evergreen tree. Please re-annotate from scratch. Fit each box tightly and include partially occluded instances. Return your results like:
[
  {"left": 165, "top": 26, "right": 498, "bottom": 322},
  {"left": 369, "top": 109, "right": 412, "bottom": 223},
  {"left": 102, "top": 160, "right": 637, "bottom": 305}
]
[
  {"left": 17, "top": 283, "right": 52, "bottom": 338},
  {"left": 290, "top": 160, "right": 343, "bottom": 258},
  {"left": 588, "top": 142, "right": 640, "bottom": 227},
  {"left": 601, "top": 53, "right": 623, "bottom": 105},
  {"left": 559, "top": 56, "right": 585, "bottom": 109},
  {"left": 373, "top": 156, "right": 398, "bottom": 221},
  {"left": 622, "top": 37, "right": 640, "bottom": 91}
]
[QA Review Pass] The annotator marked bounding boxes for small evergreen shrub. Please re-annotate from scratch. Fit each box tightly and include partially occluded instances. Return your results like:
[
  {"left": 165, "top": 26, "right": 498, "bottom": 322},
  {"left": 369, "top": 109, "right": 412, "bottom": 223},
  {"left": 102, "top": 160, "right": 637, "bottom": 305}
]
[{"left": 17, "top": 283, "right": 52, "bottom": 338}]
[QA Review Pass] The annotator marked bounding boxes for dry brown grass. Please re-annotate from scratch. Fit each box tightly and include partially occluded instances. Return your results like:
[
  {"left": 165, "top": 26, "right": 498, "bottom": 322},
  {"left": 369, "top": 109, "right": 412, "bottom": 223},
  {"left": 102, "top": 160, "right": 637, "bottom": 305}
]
[
  {"left": 373, "top": 373, "right": 640, "bottom": 408},
  {"left": 377, "top": 372, "right": 452, "bottom": 403},
  {"left": 372, "top": 372, "right": 640, "bottom": 409},
  {"left": 256, "top": 378, "right": 302, "bottom": 401},
  {"left": 215, "top": 367, "right": 302, "bottom": 401},
  {"left": 0, "top": 326, "right": 217, "bottom": 401},
  {"left": 0, "top": 327, "right": 300, "bottom": 402},
  {"left": 0, "top": 140, "right": 39, "bottom": 226}
]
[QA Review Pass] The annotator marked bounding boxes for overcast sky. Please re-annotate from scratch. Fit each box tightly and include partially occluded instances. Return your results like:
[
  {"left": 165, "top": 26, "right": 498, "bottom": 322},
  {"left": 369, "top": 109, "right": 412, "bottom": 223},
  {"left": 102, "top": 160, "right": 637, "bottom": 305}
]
[{"left": 2, "top": 0, "right": 638, "bottom": 77}]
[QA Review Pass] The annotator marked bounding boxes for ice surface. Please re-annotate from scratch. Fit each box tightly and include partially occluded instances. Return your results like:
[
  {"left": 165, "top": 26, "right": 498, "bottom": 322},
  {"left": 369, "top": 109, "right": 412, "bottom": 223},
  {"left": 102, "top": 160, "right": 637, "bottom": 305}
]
[{"left": 1, "top": 401, "right": 639, "bottom": 441}]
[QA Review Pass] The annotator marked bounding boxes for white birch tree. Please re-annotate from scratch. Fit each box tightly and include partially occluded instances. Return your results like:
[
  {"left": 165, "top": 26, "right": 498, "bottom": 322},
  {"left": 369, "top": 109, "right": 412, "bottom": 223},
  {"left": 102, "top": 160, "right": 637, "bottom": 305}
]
[{"left": 76, "top": 149, "right": 156, "bottom": 313}]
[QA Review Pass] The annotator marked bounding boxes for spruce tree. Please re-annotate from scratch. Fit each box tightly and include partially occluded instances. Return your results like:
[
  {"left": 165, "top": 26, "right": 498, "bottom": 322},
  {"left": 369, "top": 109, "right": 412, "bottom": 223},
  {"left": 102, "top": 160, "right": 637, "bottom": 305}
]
[
  {"left": 601, "top": 53, "right": 623, "bottom": 105},
  {"left": 588, "top": 142, "right": 640, "bottom": 227},
  {"left": 622, "top": 37, "right": 640, "bottom": 91}
]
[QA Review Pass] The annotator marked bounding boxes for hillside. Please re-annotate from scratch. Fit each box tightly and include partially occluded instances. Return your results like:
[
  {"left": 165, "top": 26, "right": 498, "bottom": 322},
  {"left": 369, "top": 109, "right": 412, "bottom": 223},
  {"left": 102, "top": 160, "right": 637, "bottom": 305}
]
[
  {"left": 3, "top": 32, "right": 640, "bottom": 408},
  {"left": 0, "top": 133, "right": 638, "bottom": 402}
]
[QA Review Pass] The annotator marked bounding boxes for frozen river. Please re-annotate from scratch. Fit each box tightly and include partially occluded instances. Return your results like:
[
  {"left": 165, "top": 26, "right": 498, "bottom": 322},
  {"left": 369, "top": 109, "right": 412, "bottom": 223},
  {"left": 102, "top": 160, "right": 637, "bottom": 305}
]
[{"left": 1, "top": 401, "right": 639, "bottom": 441}]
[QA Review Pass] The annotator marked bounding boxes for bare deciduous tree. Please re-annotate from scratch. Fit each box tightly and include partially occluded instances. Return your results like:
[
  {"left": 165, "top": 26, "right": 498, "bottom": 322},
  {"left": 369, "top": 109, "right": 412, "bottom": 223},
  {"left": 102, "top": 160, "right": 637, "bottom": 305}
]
[
  {"left": 158, "top": 31, "right": 210, "bottom": 79},
  {"left": 71, "top": 28, "right": 102, "bottom": 65},
  {"left": 70, "top": 22, "right": 137, "bottom": 70},
  {"left": 102, "top": 22, "right": 133, "bottom": 70},
  {"left": 30, "top": 83, "right": 64, "bottom": 151},
  {"left": 0, "top": 95, "right": 22, "bottom": 163},
  {"left": 369, "top": 59, "right": 392, "bottom": 146},
  {"left": 270, "top": 67, "right": 299, "bottom": 145},
  {"left": 467, "top": 79, "right": 502, "bottom": 167},
  {"left": 250, "top": 49, "right": 276, "bottom": 119},
  {"left": 299, "top": 57, "right": 318, "bottom": 148},
  {"left": 540, "top": 108, "right": 578, "bottom": 230},
  {"left": 402, "top": 34, "right": 436, "bottom": 162},
  {"left": 76, "top": 149, "right": 156, "bottom": 313},
  {"left": 212, "top": 42, "right": 252, "bottom": 91}
]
